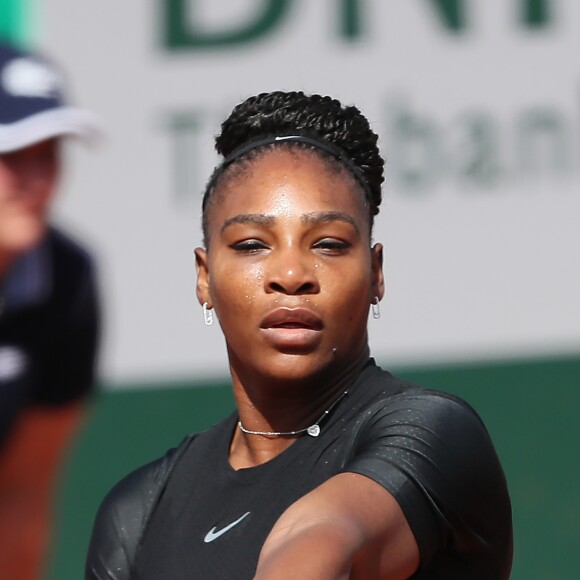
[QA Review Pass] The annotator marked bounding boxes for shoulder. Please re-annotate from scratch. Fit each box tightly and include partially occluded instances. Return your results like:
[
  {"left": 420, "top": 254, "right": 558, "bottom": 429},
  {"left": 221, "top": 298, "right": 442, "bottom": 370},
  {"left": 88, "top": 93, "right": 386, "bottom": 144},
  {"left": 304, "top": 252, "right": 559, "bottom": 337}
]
[
  {"left": 47, "top": 226, "right": 95, "bottom": 273},
  {"left": 85, "top": 435, "right": 195, "bottom": 580},
  {"left": 352, "top": 383, "right": 505, "bottom": 495},
  {"left": 353, "top": 366, "right": 490, "bottom": 443},
  {"left": 346, "top": 381, "right": 512, "bottom": 573},
  {"left": 371, "top": 385, "right": 488, "bottom": 434},
  {"left": 46, "top": 226, "right": 99, "bottom": 314}
]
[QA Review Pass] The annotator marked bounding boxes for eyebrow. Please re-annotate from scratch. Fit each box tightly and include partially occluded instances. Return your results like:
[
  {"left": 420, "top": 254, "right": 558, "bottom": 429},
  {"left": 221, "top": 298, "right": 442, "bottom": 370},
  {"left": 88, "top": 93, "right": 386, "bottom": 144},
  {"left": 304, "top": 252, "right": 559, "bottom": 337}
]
[
  {"left": 221, "top": 211, "right": 360, "bottom": 235},
  {"left": 301, "top": 211, "right": 359, "bottom": 232},
  {"left": 221, "top": 214, "right": 275, "bottom": 234}
]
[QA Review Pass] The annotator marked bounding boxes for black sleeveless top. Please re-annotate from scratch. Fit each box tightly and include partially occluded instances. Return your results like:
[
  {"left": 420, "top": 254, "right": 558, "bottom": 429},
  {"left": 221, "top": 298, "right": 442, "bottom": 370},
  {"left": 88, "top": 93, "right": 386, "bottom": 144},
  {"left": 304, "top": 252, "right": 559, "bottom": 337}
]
[{"left": 86, "top": 361, "right": 512, "bottom": 579}]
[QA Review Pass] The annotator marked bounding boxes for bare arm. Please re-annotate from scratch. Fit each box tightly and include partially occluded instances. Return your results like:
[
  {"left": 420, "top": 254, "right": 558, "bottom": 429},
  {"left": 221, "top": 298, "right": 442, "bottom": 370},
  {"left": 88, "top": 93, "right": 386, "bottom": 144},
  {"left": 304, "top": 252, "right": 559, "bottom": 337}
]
[
  {"left": 0, "top": 401, "right": 86, "bottom": 580},
  {"left": 254, "top": 472, "right": 419, "bottom": 580}
]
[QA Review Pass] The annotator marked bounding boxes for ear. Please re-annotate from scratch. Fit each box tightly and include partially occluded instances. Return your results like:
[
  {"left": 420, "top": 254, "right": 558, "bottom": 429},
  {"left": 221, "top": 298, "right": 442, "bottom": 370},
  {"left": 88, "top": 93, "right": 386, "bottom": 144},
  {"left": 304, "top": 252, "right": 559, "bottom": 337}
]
[
  {"left": 194, "top": 247, "right": 212, "bottom": 307},
  {"left": 370, "top": 243, "right": 385, "bottom": 302}
]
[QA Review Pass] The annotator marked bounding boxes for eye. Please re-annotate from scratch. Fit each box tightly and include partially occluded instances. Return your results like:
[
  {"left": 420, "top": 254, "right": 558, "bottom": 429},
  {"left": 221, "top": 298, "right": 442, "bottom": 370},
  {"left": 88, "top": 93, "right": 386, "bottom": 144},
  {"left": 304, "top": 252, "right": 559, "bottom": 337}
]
[
  {"left": 312, "top": 238, "right": 351, "bottom": 255},
  {"left": 229, "top": 239, "right": 269, "bottom": 254}
]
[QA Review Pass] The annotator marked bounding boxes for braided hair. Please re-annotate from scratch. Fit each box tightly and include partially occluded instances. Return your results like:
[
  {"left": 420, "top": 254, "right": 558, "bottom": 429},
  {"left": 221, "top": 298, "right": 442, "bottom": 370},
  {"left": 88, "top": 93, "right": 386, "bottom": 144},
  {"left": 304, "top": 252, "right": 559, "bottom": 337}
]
[{"left": 202, "top": 91, "right": 384, "bottom": 245}]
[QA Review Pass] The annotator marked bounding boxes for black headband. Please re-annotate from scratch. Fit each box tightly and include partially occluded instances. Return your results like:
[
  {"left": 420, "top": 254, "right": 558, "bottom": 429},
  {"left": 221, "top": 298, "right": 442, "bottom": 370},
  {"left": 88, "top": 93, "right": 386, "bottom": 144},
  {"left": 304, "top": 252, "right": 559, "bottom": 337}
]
[{"left": 203, "top": 134, "right": 372, "bottom": 209}]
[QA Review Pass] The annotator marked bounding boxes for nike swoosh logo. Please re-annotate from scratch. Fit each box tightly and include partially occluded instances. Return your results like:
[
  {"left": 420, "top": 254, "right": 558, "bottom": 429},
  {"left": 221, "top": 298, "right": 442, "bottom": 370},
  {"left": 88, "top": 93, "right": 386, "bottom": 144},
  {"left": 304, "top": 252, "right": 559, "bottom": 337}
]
[{"left": 203, "top": 511, "right": 251, "bottom": 543}]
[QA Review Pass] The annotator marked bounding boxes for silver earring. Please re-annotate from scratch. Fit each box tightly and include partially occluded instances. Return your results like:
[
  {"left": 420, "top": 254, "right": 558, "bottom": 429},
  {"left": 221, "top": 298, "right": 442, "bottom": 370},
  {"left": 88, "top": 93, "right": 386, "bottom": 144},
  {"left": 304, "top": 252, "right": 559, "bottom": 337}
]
[
  {"left": 202, "top": 302, "right": 213, "bottom": 326},
  {"left": 371, "top": 297, "right": 381, "bottom": 319}
]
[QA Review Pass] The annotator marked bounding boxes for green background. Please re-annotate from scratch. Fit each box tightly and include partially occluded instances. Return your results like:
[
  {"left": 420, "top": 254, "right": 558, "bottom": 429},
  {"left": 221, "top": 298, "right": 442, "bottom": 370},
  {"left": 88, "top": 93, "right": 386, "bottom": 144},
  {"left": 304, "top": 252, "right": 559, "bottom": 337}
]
[
  {"left": 47, "top": 353, "right": 580, "bottom": 580},
  {"left": 0, "top": 0, "right": 29, "bottom": 43}
]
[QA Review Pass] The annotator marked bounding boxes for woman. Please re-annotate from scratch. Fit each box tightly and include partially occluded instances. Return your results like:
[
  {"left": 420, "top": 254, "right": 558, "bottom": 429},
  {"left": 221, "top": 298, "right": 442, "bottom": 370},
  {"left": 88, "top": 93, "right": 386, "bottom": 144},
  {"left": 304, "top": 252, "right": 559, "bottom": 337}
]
[{"left": 86, "top": 91, "right": 512, "bottom": 579}]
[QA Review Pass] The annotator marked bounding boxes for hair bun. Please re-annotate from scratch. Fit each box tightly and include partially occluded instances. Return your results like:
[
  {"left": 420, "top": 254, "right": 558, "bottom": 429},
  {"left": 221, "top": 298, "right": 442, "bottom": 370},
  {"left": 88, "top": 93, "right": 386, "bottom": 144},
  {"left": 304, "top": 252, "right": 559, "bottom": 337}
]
[{"left": 216, "top": 91, "right": 384, "bottom": 215}]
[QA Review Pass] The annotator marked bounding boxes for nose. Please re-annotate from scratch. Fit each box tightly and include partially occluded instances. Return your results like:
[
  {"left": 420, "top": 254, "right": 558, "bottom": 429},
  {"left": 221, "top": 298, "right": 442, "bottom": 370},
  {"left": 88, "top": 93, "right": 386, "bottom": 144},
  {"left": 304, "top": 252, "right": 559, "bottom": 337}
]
[
  {"left": 265, "top": 246, "right": 320, "bottom": 296},
  {"left": 0, "top": 140, "right": 59, "bottom": 196}
]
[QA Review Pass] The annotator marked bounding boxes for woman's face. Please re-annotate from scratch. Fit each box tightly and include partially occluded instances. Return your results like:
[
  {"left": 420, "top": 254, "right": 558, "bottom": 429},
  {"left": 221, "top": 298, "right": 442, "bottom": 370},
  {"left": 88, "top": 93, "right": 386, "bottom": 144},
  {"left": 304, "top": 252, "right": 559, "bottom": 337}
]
[
  {"left": 0, "top": 139, "right": 60, "bottom": 258},
  {"left": 196, "top": 149, "right": 384, "bottom": 386}
]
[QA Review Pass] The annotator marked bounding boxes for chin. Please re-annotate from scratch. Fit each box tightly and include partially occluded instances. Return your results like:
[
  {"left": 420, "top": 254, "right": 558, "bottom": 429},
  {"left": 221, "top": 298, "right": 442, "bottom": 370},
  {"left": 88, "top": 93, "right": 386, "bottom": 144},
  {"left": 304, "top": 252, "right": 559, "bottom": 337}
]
[
  {"left": 258, "top": 350, "right": 339, "bottom": 384},
  {"left": 0, "top": 220, "right": 46, "bottom": 256}
]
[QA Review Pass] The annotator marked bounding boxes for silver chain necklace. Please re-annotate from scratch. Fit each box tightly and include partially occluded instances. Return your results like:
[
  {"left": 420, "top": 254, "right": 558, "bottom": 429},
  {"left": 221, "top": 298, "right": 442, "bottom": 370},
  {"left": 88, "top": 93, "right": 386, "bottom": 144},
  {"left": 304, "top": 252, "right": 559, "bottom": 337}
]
[{"left": 238, "top": 390, "right": 349, "bottom": 438}]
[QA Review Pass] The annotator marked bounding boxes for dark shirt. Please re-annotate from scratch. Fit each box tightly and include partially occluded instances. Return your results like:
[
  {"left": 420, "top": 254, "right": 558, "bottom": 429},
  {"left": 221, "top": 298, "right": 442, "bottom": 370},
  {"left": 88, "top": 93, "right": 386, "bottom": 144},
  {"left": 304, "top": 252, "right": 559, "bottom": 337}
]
[
  {"left": 86, "top": 361, "right": 512, "bottom": 579},
  {"left": 0, "top": 226, "right": 99, "bottom": 448}
]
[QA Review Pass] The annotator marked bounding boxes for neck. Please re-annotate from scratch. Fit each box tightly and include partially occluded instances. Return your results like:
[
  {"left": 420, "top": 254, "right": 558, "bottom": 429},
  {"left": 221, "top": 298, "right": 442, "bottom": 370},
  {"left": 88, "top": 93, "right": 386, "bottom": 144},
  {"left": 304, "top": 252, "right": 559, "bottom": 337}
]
[{"left": 229, "top": 346, "right": 371, "bottom": 468}]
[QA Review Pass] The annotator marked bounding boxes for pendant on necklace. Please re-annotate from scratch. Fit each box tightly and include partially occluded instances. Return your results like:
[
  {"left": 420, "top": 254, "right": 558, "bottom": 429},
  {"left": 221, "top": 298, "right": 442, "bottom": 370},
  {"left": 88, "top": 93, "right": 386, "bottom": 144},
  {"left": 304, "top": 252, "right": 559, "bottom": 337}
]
[{"left": 307, "top": 425, "right": 321, "bottom": 437}]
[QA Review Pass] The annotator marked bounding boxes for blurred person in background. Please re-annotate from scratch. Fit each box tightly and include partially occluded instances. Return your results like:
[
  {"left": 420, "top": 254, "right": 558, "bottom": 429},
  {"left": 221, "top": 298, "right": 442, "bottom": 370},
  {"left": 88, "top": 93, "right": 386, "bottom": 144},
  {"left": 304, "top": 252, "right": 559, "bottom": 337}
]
[{"left": 0, "top": 41, "right": 100, "bottom": 580}]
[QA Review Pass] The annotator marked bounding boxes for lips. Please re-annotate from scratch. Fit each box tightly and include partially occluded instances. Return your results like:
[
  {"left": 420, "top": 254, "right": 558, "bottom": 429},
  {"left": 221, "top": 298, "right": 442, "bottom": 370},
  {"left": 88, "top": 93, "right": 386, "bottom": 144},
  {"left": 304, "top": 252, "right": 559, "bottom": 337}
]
[
  {"left": 260, "top": 308, "right": 323, "bottom": 331},
  {"left": 259, "top": 308, "right": 323, "bottom": 350}
]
